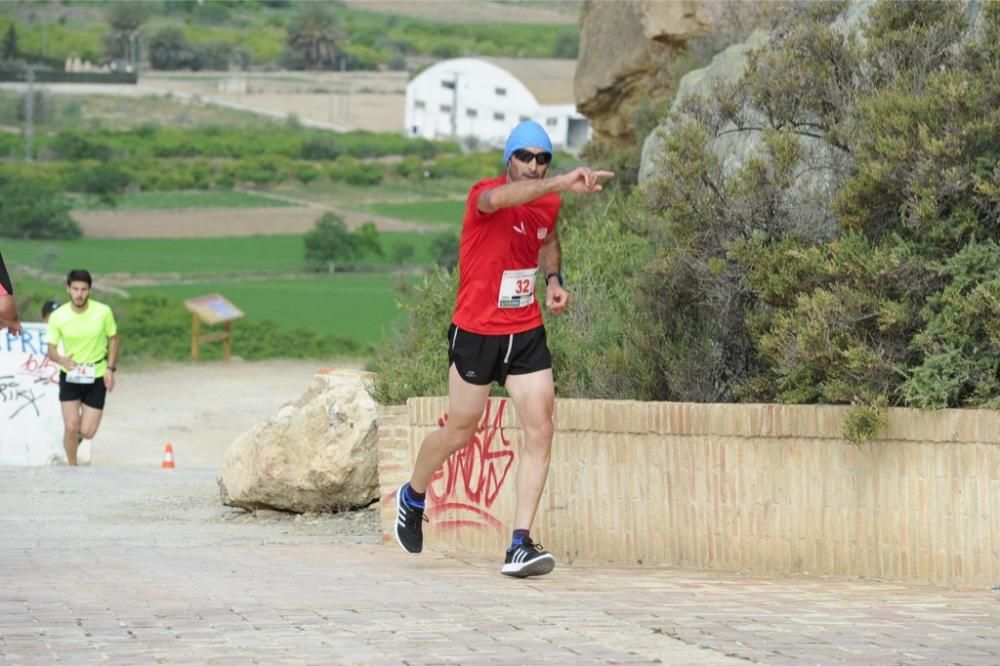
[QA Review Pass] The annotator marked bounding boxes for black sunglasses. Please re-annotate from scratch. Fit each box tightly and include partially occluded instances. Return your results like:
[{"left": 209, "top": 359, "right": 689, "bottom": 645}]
[{"left": 512, "top": 149, "right": 552, "bottom": 166}]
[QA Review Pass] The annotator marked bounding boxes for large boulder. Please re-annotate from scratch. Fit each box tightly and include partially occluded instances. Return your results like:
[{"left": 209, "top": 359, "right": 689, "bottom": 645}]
[{"left": 218, "top": 368, "right": 379, "bottom": 513}]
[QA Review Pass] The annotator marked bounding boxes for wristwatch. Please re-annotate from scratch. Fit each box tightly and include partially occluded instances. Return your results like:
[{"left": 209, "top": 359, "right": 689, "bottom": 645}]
[
  {"left": 545, "top": 272, "right": 564, "bottom": 287},
  {"left": 107, "top": 365, "right": 117, "bottom": 372}
]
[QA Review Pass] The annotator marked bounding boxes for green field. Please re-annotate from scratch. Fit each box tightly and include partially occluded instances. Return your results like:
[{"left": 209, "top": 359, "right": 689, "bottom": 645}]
[
  {"left": 130, "top": 274, "right": 408, "bottom": 343},
  {"left": 74, "top": 190, "right": 299, "bottom": 211},
  {"left": 364, "top": 200, "right": 465, "bottom": 226},
  {"left": 2, "top": 233, "right": 439, "bottom": 276},
  {"left": 10, "top": 271, "right": 408, "bottom": 344}
]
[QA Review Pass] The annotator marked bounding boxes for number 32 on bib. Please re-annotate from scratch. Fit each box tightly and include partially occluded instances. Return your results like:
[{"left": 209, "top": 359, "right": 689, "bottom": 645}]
[{"left": 498, "top": 267, "right": 537, "bottom": 309}]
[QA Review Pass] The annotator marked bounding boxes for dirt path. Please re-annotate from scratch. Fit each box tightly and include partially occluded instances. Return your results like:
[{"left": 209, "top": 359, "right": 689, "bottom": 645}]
[{"left": 91, "top": 359, "right": 362, "bottom": 469}]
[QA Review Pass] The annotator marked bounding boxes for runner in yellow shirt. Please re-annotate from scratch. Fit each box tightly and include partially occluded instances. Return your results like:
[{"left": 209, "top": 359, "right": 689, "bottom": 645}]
[{"left": 46, "top": 270, "right": 120, "bottom": 466}]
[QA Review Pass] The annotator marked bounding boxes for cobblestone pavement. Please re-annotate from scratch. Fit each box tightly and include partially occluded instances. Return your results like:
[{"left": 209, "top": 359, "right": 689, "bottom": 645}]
[{"left": 1, "top": 467, "right": 998, "bottom": 665}]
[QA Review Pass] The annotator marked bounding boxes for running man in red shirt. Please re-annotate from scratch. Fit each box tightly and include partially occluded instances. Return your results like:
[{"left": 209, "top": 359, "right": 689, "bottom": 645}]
[
  {"left": 394, "top": 121, "right": 614, "bottom": 577},
  {"left": 0, "top": 252, "right": 23, "bottom": 335}
]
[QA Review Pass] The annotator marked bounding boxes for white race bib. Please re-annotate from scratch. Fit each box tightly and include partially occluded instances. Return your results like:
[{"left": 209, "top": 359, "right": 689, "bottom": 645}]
[
  {"left": 66, "top": 363, "right": 96, "bottom": 385},
  {"left": 498, "top": 268, "right": 537, "bottom": 309}
]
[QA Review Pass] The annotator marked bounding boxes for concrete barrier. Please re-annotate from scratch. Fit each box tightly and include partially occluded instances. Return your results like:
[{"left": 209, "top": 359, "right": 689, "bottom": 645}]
[{"left": 378, "top": 398, "right": 1000, "bottom": 587}]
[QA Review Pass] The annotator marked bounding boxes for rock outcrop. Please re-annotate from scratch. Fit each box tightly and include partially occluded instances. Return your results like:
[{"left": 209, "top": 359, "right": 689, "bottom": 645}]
[
  {"left": 218, "top": 368, "right": 379, "bottom": 513},
  {"left": 637, "top": 2, "right": 880, "bottom": 237},
  {"left": 637, "top": 29, "right": 772, "bottom": 185},
  {"left": 575, "top": 0, "right": 724, "bottom": 143}
]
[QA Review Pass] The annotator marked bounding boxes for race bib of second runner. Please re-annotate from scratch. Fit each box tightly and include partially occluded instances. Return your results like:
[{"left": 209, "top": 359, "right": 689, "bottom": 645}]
[
  {"left": 66, "top": 363, "right": 96, "bottom": 384},
  {"left": 498, "top": 268, "right": 537, "bottom": 308}
]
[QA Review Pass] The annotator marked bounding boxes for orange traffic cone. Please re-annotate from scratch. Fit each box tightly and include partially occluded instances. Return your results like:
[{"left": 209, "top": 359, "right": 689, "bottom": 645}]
[{"left": 161, "top": 443, "right": 176, "bottom": 469}]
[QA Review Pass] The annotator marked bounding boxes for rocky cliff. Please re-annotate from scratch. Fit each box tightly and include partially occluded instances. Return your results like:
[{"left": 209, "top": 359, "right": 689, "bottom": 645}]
[{"left": 574, "top": 0, "right": 723, "bottom": 144}]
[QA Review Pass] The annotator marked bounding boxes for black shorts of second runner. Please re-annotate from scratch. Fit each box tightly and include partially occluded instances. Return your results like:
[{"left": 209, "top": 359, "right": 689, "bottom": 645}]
[
  {"left": 59, "top": 372, "right": 108, "bottom": 410},
  {"left": 447, "top": 323, "right": 552, "bottom": 386}
]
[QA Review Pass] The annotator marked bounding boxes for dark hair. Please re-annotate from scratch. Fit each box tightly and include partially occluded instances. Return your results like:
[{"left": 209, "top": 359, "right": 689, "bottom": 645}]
[
  {"left": 66, "top": 269, "right": 92, "bottom": 286},
  {"left": 41, "top": 300, "right": 60, "bottom": 319}
]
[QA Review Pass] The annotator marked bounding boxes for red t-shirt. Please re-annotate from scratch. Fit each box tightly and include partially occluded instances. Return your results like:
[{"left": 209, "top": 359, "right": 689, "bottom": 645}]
[{"left": 451, "top": 175, "right": 561, "bottom": 335}]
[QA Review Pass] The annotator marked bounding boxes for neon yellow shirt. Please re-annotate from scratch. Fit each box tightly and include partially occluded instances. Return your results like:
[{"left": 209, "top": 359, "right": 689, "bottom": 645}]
[{"left": 46, "top": 300, "right": 118, "bottom": 377}]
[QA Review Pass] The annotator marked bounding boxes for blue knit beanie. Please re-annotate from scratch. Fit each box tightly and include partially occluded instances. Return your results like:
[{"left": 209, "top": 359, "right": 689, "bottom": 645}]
[{"left": 503, "top": 120, "right": 553, "bottom": 166}]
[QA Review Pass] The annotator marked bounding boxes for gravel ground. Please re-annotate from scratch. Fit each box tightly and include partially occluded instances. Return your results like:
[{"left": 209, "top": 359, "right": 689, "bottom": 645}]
[{"left": 3, "top": 466, "right": 381, "bottom": 547}]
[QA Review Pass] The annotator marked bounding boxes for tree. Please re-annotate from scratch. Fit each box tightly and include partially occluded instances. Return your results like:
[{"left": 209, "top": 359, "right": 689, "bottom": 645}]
[
  {"left": 149, "top": 27, "right": 195, "bottom": 70},
  {"left": 0, "top": 178, "right": 80, "bottom": 240},
  {"left": 284, "top": 3, "right": 345, "bottom": 70},
  {"left": 69, "top": 162, "right": 132, "bottom": 207},
  {"left": 2, "top": 24, "right": 18, "bottom": 61},
  {"left": 49, "top": 130, "right": 112, "bottom": 161},
  {"left": 391, "top": 243, "right": 415, "bottom": 266},
  {"left": 352, "top": 222, "right": 384, "bottom": 259},
  {"left": 305, "top": 213, "right": 353, "bottom": 273},
  {"left": 303, "top": 213, "right": 383, "bottom": 272},
  {"left": 194, "top": 41, "right": 232, "bottom": 71},
  {"left": 102, "top": 1, "right": 151, "bottom": 62},
  {"left": 430, "top": 231, "right": 459, "bottom": 271}
]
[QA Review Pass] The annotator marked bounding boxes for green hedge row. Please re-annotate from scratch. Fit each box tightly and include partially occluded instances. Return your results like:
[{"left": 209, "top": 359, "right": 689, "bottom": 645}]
[
  {"left": 0, "top": 149, "right": 510, "bottom": 192},
  {"left": 0, "top": 126, "right": 460, "bottom": 162}
]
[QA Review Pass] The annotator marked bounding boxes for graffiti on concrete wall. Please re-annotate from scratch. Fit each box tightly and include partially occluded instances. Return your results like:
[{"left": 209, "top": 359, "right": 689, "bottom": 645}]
[
  {"left": 427, "top": 398, "right": 515, "bottom": 532},
  {"left": 0, "top": 323, "right": 63, "bottom": 465}
]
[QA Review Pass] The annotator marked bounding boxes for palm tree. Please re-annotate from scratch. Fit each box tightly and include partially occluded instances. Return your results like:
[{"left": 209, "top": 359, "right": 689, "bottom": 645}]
[{"left": 285, "top": 4, "right": 345, "bottom": 70}]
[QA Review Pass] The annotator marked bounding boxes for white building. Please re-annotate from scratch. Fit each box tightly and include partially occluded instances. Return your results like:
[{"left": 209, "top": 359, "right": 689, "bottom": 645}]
[{"left": 404, "top": 57, "right": 590, "bottom": 153}]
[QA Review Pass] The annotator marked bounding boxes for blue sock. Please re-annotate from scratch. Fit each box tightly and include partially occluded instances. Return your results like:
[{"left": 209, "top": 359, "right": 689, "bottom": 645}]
[
  {"left": 509, "top": 529, "right": 530, "bottom": 550},
  {"left": 402, "top": 483, "right": 425, "bottom": 509}
]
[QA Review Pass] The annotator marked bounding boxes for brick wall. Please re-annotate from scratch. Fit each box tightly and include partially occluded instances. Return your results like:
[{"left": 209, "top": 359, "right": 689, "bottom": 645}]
[{"left": 377, "top": 398, "right": 1000, "bottom": 587}]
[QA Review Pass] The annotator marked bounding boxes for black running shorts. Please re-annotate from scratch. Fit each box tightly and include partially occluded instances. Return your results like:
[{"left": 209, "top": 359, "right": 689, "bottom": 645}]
[
  {"left": 447, "top": 323, "right": 552, "bottom": 386},
  {"left": 59, "top": 372, "right": 108, "bottom": 410},
  {"left": 0, "top": 252, "right": 12, "bottom": 296}
]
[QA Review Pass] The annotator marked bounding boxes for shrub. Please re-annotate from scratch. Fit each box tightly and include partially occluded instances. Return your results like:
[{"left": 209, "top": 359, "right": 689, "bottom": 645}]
[
  {"left": 429, "top": 231, "right": 458, "bottom": 271},
  {"left": 67, "top": 160, "right": 132, "bottom": 206},
  {"left": 391, "top": 242, "right": 415, "bottom": 265},
  {"left": 368, "top": 268, "right": 457, "bottom": 404},
  {"left": 327, "top": 156, "right": 383, "bottom": 186},
  {"left": 300, "top": 134, "right": 343, "bottom": 160},
  {"left": 304, "top": 212, "right": 382, "bottom": 272},
  {"left": 294, "top": 163, "right": 320, "bottom": 184},
  {"left": 232, "top": 155, "right": 292, "bottom": 185},
  {"left": 0, "top": 177, "right": 80, "bottom": 239},
  {"left": 49, "top": 130, "right": 112, "bottom": 161},
  {"left": 149, "top": 26, "right": 196, "bottom": 70}
]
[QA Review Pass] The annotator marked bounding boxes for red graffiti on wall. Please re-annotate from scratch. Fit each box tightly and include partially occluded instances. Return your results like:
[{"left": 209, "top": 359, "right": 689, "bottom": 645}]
[
  {"left": 19, "top": 354, "right": 59, "bottom": 385},
  {"left": 426, "top": 399, "right": 515, "bottom": 532}
]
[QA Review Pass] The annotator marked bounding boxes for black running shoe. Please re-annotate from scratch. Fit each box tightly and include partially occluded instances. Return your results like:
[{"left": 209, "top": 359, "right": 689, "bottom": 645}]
[
  {"left": 501, "top": 537, "right": 555, "bottom": 578},
  {"left": 394, "top": 483, "right": 425, "bottom": 554}
]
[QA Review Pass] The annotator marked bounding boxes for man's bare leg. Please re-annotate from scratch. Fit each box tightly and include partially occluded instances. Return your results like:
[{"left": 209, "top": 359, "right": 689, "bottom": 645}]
[
  {"left": 61, "top": 401, "right": 82, "bottom": 466},
  {"left": 79, "top": 405, "right": 104, "bottom": 441},
  {"left": 77, "top": 406, "right": 104, "bottom": 465},
  {"left": 497, "top": 368, "right": 556, "bottom": 577},
  {"left": 409, "top": 364, "right": 491, "bottom": 492},
  {"left": 503, "top": 369, "right": 556, "bottom": 530},
  {"left": 394, "top": 364, "right": 490, "bottom": 554}
]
